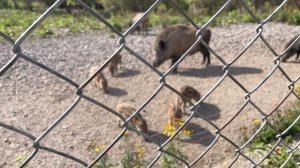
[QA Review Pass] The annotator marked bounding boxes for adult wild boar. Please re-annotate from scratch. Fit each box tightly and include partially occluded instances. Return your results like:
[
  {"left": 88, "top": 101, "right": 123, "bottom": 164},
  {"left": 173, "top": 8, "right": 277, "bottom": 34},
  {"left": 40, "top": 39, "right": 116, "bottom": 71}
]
[
  {"left": 152, "top": 25, "right": 211, "bottom": 72},
  {"left": 281, "top": 35, "right": 300, "bottom": 62}
]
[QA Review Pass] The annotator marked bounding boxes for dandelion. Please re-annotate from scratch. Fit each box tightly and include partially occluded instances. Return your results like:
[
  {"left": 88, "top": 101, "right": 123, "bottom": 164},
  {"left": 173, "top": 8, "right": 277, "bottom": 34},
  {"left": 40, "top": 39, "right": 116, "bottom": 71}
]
[
  {"left": 253, "top": 118, "right": 261, "bottom": 126},
  {"left": 175, "top": 119, "right": 184, "bottom": 126},
  {"left": 94, "top": 145, "right": 107, "bottom": 153},
  {"left": 163, "top": 124, "right": 177, "bottom": 136},
  {"left": 15, "top": 155, "right": 26, "bottom": 164},
  {"left": 295, "top": 85, "right": 300, "bottom": 96},
  {"left": 134, "top": 143, "right": 142, "bottom": 148},
  {"left": 137, "top": 149, "right": 145, "bottom": 158},
  {"left": 169, "top": 131, "right": 176, "bottom": 137},
  {"left": 124, "top": 130, "right": 130, "bottom": 138},
  {"left": 183, "top": 129, "right": 193, "bottom": 136}
]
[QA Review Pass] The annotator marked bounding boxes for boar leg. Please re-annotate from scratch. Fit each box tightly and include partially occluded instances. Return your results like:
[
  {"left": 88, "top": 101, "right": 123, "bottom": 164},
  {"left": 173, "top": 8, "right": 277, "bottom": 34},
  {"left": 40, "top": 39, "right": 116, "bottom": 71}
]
[
  {"left": 171, "top": 56, "right": 180, "bottom": 73},
  {"left": 296, "top": 51, "right": 300, "bottom": 60},
  {"left": 200, "top": 47, "right": 210, "bottom": 67},
  {"left": 202, "top": 53, "right": 207, "bottom": 64}
]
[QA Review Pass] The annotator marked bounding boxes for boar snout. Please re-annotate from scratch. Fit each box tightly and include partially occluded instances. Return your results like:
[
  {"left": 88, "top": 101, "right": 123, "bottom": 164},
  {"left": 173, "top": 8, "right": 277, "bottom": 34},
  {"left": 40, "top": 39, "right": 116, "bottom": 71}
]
[
  {"left": 152, "top": 59, "right": 159, "bottom": 67},
  {"left": 152, "top": 56, "right": 163, "bottom": 68}
]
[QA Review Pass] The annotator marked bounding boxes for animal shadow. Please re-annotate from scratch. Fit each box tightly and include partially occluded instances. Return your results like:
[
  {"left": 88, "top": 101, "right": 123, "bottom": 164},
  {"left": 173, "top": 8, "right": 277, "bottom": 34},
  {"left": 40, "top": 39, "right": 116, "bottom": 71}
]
[
  {"left": 178, "top": 65, "right": 263, "bottom": 78},
  {"left": 108, "top": 87, "right": 127, "bottom": 97},
  {"left": 147, "top": 130, "right": 170, "bottom": 145},
  {"left": 146, "top": 124, "right": 215, "bottom": 146},
  {"left": 180, "top": 122, "right": 216, "bottom": 146},
  {"left": 191, "top": 102, "right": 221, "bottom": 120},
  {"left": 116, "top": 69, "right": 140, "bottom": 78}
]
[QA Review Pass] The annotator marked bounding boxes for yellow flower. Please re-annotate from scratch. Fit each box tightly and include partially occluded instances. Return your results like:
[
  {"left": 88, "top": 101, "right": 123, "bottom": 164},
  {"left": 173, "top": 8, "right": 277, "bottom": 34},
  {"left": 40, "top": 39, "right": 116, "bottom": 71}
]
[
  {"left": 175, "top": 119, "right": 184, "bottom": 126},
  {"left": 94, "top": 145, "right": 107, "bottom": 153},
  {"left": 295, "top": 85, "right": 300, "bottom": 96},
  {"left": 163, "top": 124, "right": 177, "bottom": 136},
  {"left": 16, "top": 155, "right": 26, "bottom": 163},
  {"left": 163, "top": 129, "right": 168, "bottom": 136},
  {"left": 124, "top": 130, "right": 130, "bottom": 138},
  {"left": 183, "top": 129, "right": 193, "bottom": 136},
  {"left": 253, "top": 118, "right": 261, "bottom": 126},
  {"left": 137, "top": 149, "right": 145, "bottom": 158},
  {"left": 134, "top": 143, "right": 142, "bottom": 148},
  {"left": 169, "top": 131, "right": 176, "bottom": 137}
]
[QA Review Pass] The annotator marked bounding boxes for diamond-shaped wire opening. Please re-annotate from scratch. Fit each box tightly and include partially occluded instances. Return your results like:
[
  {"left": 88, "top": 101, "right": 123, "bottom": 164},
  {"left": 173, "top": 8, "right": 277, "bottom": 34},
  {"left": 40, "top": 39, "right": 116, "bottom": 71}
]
[
  {"left": 91, "top": 129, "right": 160, "bottom": 167},
  {"left": 37, "top": 98, "right": 128, "bottom": 167},
  {"left": 0, "top": 125, "right": 35, "bottom": 168},
  {"left": 0, "top": 57, "right": 78, "bottom": 132},
  {"left": 189, "top": 132, "right": 245, "bottom": 167},
  {"left": 249, "top": 69, "right": 294, "bottom": 114},
  {"left": 24, "top": 148, "right": 87, "bottom": 167}
]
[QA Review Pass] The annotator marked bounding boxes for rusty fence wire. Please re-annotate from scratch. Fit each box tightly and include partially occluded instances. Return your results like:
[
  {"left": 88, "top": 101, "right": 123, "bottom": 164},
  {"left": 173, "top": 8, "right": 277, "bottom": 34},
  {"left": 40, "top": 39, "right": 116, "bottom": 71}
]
[{"left": 1, "top": 0, "right": 300, "bottom": 167}]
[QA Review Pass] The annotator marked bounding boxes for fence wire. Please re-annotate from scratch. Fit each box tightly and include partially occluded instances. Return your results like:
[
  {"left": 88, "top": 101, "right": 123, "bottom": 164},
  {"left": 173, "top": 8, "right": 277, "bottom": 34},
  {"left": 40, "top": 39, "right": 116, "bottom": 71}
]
[{"left": 1, "top": 0, "right": 300, "bottom": 167}]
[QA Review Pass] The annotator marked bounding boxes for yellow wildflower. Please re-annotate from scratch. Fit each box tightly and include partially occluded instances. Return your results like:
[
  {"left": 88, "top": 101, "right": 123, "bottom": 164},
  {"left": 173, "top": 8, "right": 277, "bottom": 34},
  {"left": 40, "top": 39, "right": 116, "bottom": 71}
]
[
  {"left": 94, "top": 145, "right": 107, "bottom": 153},
  {"left": 124, "top": 130, "right": 130, "bottom": 138},
  {"left": 15, "top": 155, "right": 26, "bottom": 163},
  {"left": 134, "top": 143, "right": 142, "bottom": 148},
  {"left": 183, "top": 129, "right": 193, "bottom": 136},
  {"left": 137, "top": 149, "right": 145, "bottom": 158},
  {"left": 169, "top": 131, "right": 176, "bottom": 137},
  {"left": 175, "top": 119, "right": 184, "bottom": 126},
  {"left": 163, "top": 124, "right": 177, "bottom": 136},
  {"left": 295, "top": 85, "right": 300, "bottom": 96},
  {"left": 253, "top": 118, "right": 261, "bottom": 126}
]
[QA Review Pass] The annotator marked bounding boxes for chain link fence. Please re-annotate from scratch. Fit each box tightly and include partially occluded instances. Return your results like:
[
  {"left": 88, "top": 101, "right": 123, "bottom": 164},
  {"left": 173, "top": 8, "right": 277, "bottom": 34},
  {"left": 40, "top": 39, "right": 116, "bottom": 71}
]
[{"left": 1, "top": 0, "right": 300, "bottom": 167}]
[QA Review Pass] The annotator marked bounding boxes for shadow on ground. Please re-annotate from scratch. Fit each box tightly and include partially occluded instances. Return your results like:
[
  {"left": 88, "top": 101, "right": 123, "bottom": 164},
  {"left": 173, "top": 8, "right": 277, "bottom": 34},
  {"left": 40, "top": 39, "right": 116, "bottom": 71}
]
[
  {"left": 109, "top": 87, "right": 128, "bottom": 96},
  {"left": 148, "top": 123, "right": 216, "bottom": 146},
  {"left": 176, "top": 65, "right": 263, "bottom": 78},
  {"left": 192, "top": 102, "right": 221, "bottom": 120},
  {"left": 148, "top": 102, "right": 219, "bottom": 146},
  {"left": 116, "top": 69, "right": 141, "bottom": 78}
]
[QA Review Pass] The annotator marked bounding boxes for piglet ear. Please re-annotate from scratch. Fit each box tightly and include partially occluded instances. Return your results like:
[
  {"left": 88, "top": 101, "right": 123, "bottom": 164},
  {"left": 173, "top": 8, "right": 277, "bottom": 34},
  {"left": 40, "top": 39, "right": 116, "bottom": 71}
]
[{"left": 159, "top": 40, "right": 167, "bottom": 50}]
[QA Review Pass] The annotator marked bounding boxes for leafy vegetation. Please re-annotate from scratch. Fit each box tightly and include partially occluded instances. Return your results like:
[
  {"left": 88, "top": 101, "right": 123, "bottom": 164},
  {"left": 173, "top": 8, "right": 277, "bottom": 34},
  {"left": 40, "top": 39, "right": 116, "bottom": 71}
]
[
  {"left": 244, "top": 86, "right": 300, "bottom": 167},
  {"left": 1, "top": 0, "right": 299, "bottom": 41}
]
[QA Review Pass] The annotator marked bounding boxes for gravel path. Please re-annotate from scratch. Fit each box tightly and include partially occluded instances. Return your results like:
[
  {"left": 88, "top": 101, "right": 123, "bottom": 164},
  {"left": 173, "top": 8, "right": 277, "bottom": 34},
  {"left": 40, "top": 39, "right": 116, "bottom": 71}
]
[{"left": 1, "top": 23, "right": 300, "bottom": 168}]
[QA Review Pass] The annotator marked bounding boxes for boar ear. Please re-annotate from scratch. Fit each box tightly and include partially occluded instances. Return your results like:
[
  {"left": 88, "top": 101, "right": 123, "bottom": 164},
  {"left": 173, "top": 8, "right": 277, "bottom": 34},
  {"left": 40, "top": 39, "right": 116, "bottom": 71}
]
[{"left": 159, "top": 40, "right": 167, "bottom": 50}]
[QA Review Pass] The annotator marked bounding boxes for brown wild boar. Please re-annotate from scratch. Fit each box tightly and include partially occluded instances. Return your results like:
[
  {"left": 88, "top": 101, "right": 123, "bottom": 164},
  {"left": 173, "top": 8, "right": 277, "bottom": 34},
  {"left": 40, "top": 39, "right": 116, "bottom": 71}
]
[
  {"left": 109, "top": 54, "right": 122, "bottom": 76},
  {"left": 168, "top": 100, "right": 184, "bottom": 126},
  {"left": 177, "top": 85, "right": 201, "bottom": 110},
  {"left": 168, "top": 86, "right": 201, "bottom": 125},
  {"left": 153, "top": 25, "right": 211, "bottom": 72},
  {"left": 129, "top": 12, "right": 149, "bottom": 35},
  {"left": 281, "top": 35, "right": 300, "bottom": 62},
  {"left": 116, "top": 103, "right": 149, "bottom": 141},
  {"left": 89, "top": 66, "right": 108, "bottom": 93}
]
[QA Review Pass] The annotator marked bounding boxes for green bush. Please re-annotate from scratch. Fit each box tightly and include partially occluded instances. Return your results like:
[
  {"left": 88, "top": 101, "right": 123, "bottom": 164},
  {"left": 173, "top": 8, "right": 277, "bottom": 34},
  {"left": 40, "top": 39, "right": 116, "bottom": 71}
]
[{"left": 292, "top": 13, "right": 300, "bottom": 25}]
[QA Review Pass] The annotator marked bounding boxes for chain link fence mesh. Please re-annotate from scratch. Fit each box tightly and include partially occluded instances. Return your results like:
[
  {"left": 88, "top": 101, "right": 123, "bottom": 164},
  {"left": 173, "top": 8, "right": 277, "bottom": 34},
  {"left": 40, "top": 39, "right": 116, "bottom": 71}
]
[{"left": 1, "top": 0, "right": 300, "bottom": 167}]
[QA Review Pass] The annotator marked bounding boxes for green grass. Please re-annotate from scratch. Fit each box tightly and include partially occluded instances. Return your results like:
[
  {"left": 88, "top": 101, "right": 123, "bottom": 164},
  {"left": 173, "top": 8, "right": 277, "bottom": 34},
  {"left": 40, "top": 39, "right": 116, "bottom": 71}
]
[
  {"left": 246, "top": 94, "right": 300, "bottom": 167},
  {"left": 0, "top": 9, "right": 107, "bottom": 40},
  {"left": 250, "top": 101, "right": 300, "bottom": 147},
  {"left": 1, "top": 6, "right": 299, "bottom": 42}
]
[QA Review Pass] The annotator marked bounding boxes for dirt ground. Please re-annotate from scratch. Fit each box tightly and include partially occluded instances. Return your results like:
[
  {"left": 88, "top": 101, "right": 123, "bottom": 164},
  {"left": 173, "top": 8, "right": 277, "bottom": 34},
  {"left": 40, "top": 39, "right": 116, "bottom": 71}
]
[{"left": 0, "top": 23, "right": 300, "bottom": 168}]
